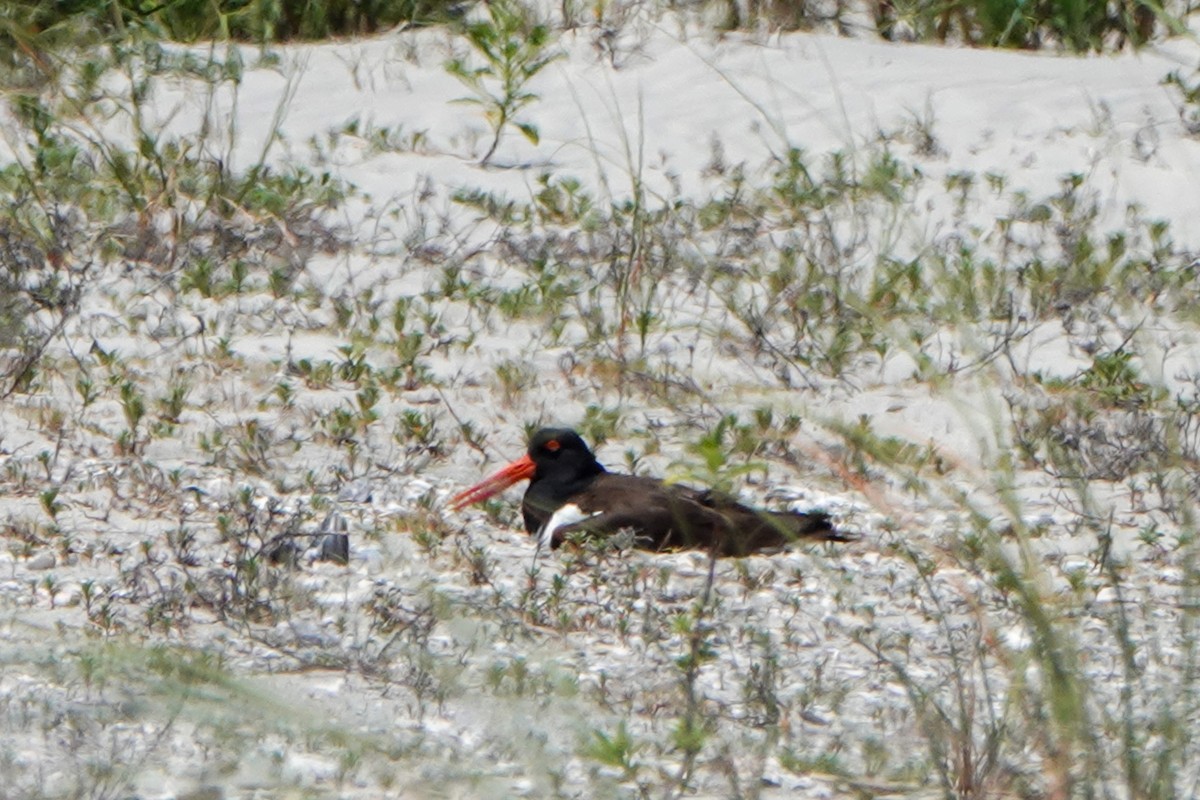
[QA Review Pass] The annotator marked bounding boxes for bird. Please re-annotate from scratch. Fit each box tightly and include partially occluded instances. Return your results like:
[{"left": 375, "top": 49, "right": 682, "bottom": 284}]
[{"left": 450, "top": 427, "right": 850, "bottom": 557}]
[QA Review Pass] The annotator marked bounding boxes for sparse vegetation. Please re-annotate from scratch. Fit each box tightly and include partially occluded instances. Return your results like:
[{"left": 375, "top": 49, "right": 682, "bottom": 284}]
[
  {"left": 1, "top": 0, "right": 466, "bottom": 47},
  {"left": 875, "top": 0, "right": 1174, "bottom": 50},
  {"left": 2, "top": 1, "right": 1200, "bottom": 798}
]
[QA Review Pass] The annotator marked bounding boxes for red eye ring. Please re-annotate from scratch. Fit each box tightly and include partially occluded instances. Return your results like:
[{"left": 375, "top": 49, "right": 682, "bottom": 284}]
[{"left": 545, "top": 440, "right": 560, "bottom": 452}]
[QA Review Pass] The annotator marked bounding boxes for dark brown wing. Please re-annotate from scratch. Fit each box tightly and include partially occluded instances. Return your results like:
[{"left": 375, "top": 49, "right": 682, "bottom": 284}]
[
  {"left": 690, "top": 488, "right": 848, "bottom": 554},
  {"left": 549, "top": 475, "right": 846, "bottom": 556}
]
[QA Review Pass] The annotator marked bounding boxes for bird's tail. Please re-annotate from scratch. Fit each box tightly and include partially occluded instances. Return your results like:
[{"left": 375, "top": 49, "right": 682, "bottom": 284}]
[{"left": 764, "top": 510, "right": 855, "bottom": 542}]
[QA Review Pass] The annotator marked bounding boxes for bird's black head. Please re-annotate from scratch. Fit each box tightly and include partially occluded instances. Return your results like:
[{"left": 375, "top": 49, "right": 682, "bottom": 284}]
[
  {"left": 451, "top": 428, "right": 604, "bottom": 513},
  {"left": 526, "top": 428, "right": 604, "bottom": 482}
]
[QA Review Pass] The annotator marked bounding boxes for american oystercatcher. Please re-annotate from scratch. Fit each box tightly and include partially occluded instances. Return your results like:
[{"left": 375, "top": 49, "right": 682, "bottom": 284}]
[{"left": 451, "top": 428, "right": 848, "bottom": 556}]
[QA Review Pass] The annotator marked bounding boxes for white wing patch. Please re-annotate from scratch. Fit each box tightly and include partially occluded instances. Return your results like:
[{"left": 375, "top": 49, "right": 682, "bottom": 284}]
[{"left": 538, "top": 504, "right": 601, "bottom": 550}]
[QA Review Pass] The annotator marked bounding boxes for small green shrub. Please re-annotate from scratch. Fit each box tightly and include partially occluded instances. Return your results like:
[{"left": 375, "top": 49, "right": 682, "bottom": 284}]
[{"left": 445, "top": 0, "right": 559, "bottom": 165}]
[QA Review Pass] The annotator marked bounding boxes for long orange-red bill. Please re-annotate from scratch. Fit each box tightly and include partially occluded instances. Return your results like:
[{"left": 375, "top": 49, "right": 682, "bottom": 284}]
[{"left": 450, "top": 454, "right": 536, "bottom": 510}]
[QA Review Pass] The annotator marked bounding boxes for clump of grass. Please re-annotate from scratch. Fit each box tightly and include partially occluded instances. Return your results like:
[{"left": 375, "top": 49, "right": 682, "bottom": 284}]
[
  {"left": 2, "top": 0, "right": 467, "bottom": 48},
  {"left": 876, "top": 0, "right": 1179, "bottom": 51},
  {"left": 702, "top": 0, "right": 1185, "bottom": 51}
]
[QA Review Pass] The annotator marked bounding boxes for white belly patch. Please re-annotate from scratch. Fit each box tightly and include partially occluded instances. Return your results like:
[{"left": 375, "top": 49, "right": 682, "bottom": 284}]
[{"left": 538, "top": 504, "right": 601, "bottom": 550}]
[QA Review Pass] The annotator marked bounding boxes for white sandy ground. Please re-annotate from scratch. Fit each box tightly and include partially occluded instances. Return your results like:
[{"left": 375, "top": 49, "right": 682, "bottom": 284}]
[{"left": 3, "top": 5, "right": 1200, "bottom": 798}]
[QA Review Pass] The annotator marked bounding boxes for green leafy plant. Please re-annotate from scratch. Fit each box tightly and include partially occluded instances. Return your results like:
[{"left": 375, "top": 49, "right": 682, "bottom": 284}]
[
  {"left": 445, "top": 0, "right": 559, "bottom": 165},
  {"left": 584, "top": 721, "right": 641, "bottom": 778}
]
